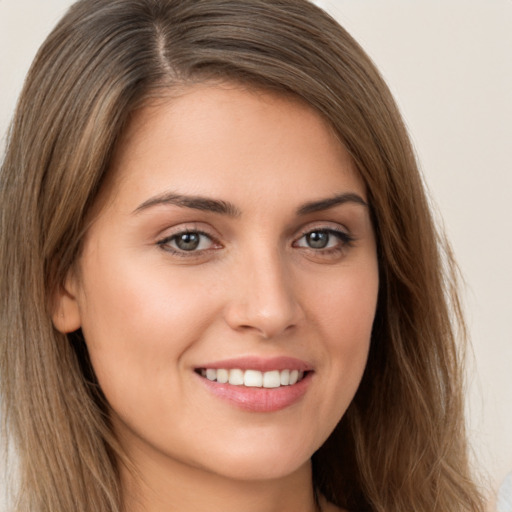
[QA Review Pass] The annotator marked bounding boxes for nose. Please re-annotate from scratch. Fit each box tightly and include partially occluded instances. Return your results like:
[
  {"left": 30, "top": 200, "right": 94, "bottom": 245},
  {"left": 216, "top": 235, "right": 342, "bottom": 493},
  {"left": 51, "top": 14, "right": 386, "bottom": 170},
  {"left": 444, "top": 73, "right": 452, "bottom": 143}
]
[{"left": 223, "top": 249, "right": 303, "bottom": 339}]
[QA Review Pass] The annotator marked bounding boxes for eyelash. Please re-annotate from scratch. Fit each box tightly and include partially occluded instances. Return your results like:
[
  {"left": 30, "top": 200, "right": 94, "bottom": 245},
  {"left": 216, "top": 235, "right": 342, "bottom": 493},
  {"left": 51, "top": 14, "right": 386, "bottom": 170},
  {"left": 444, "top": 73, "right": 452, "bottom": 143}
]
[
  {"left": 293, "top": 227, "right": 355, "bottom": 256},
  {"left": 156, "top": 226, "right": 354, "bottom": 258},
  {"left": 157, "top": 229, "right": 219, "bottom": 257}
]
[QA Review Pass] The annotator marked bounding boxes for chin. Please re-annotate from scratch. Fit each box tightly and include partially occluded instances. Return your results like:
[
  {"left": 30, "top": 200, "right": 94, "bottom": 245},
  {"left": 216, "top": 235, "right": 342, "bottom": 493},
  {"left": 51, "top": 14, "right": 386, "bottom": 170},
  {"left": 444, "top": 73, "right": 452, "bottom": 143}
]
[
  {"left": 190, "top": 433, "right": 318, "bottom": 482},
  {"left": 208, "top": 453, "right": 311, "bottom": 482}
]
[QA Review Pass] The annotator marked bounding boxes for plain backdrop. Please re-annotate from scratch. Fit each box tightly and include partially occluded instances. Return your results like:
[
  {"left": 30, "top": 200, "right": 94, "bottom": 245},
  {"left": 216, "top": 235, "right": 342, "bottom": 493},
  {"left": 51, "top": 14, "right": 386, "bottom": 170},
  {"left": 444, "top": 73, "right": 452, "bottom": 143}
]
[{"left": 1, "top": 0, "right": 511, "bottom": 508}]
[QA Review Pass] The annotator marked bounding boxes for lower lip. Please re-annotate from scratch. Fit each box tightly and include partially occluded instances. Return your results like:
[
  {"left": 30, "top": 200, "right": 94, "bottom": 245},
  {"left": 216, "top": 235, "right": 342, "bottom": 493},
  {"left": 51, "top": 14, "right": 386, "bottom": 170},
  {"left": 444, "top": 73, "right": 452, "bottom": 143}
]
[{"left": 197, "top": 372, "right": 312, "bottom": 412}]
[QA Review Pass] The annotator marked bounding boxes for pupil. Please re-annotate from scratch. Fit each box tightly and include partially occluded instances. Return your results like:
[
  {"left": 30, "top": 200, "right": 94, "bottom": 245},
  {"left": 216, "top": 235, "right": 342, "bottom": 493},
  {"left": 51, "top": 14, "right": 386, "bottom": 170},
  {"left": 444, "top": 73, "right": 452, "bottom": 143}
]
[
  {"left": 307, "top": 231, "right": 328, "bottom": 249},
  {"left": 176, "top": 233, "right": 200, "bottom": 251}
]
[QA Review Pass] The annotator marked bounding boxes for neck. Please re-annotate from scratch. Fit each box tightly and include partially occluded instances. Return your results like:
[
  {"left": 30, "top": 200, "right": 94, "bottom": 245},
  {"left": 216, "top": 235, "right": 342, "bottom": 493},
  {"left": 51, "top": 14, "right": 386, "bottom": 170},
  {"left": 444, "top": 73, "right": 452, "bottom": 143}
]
[{"left": 119, "top": 448, "right": 320, "bottom": 512}]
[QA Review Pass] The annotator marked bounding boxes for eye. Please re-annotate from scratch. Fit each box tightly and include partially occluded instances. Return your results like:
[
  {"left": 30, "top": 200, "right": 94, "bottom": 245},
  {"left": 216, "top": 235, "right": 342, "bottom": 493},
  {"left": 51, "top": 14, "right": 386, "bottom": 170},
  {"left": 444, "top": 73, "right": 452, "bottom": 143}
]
[
  {"left": 294, "top": 228, "right": 353, "bottom": 251},
  {"left": 158, "top": 230, "right": 217, "bottom": 253}
]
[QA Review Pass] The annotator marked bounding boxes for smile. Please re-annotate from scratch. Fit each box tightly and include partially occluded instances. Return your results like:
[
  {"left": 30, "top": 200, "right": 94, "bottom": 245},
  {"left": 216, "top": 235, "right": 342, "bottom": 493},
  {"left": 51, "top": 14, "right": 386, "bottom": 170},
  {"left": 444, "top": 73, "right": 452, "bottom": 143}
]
[
  {"left": 198, "top": 368, "right": 306, "bottom": 388},
  {"left": 194, "top": 357, "right": 313, "bottom": 411}
]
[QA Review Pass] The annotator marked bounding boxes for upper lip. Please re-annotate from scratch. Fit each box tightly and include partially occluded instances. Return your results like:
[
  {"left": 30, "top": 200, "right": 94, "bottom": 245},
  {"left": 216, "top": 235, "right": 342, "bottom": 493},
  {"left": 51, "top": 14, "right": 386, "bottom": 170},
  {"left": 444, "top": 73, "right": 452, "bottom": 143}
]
[{"left": 195, "top": 356, "right": 313, "bottom": 373}]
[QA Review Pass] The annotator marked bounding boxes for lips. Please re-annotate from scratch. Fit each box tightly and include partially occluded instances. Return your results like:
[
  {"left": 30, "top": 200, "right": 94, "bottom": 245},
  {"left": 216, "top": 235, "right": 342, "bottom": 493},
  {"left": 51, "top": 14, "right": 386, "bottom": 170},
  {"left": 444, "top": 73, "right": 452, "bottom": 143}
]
[{"left": 195, "top": 356, "right": 313, "bottom": 412}]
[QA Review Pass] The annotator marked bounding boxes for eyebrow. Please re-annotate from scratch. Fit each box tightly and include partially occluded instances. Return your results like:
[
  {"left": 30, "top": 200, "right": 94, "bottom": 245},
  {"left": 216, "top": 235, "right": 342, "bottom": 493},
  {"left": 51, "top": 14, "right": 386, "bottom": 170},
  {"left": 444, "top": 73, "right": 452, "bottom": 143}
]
[
  {"left": 133, "top": 191, "right": 368, "bottom": 216},
  {"left": 133, "top": 192, "right": 241, "bottom": 217},
  {"left": 296, "top": 193, "right": 368, "bottom": 215}
]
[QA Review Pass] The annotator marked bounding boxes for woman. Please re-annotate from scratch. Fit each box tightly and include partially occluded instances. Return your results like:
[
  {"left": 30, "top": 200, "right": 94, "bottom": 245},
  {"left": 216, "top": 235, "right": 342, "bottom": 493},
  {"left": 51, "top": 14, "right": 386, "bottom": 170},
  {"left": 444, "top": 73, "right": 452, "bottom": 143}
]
[{"left": 0, "top": 0, "right": 484, "bottom": 511}]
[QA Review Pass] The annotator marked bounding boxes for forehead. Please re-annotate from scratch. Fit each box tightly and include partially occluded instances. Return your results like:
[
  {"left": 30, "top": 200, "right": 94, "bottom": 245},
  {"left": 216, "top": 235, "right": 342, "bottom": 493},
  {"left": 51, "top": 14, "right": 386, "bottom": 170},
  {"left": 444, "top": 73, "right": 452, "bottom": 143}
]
[{"left": 104, "top": 82, "right": 365, "bottom": 211}]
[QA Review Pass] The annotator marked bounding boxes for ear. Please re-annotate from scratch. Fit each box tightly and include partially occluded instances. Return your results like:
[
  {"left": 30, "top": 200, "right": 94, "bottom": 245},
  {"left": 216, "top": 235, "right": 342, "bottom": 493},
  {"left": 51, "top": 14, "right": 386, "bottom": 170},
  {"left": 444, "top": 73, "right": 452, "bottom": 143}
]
[{"left": 51, "top": 272, "right": 82, "bottom": 333}]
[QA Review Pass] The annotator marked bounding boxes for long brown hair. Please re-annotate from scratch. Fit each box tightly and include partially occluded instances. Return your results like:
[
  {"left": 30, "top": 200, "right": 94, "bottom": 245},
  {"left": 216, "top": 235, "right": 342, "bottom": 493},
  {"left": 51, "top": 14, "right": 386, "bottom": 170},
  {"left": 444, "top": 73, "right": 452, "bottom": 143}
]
[{"left": 0, "top": 1, "right": 484, "bottom": 511}]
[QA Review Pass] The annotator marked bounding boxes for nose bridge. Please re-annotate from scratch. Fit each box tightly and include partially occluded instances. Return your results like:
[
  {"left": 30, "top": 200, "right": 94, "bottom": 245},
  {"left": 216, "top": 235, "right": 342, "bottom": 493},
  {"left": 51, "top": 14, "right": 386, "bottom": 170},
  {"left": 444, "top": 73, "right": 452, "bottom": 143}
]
[{"left": 224, "top": 241, "right": 302, "bottom": 338}]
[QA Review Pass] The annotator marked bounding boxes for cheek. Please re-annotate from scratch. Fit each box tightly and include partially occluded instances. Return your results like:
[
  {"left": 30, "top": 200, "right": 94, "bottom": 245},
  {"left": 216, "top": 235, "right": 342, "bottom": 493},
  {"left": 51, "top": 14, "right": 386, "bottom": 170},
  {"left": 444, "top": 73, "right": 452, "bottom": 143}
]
[
  {"left": 77, "top": 256, "right": 220, "bottom": 408},
  {"left": 310, "top": 259, "right": 378, "bottom": 347},
  {"left": 306, "top": 262, "right": 378, "bottom": 419}
]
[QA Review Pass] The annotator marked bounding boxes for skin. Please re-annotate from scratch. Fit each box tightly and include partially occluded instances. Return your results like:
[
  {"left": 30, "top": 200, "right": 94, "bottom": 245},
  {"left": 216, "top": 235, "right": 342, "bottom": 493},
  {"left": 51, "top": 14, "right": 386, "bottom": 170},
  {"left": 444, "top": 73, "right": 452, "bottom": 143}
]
[{"left": 54, "top": 83, "right": 379, "bottom": 512}]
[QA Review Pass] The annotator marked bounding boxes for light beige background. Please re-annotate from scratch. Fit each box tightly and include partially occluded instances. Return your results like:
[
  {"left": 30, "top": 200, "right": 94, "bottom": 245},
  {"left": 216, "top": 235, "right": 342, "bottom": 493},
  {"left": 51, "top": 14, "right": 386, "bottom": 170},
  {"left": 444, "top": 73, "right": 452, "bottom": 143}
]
[{"left": 1, "top": 0, "right": 511, "bottom": 507}]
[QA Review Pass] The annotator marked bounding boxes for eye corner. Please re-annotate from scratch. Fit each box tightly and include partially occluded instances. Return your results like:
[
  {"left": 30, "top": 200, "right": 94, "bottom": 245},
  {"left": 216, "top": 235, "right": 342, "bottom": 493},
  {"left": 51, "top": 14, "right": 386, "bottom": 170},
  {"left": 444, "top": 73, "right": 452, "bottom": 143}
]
[
  {"left": 292, "top": 226, "right": 355, "bottom": 256},
  {"left": 157, "top": 228, "right": 223, "bottom": 257}
]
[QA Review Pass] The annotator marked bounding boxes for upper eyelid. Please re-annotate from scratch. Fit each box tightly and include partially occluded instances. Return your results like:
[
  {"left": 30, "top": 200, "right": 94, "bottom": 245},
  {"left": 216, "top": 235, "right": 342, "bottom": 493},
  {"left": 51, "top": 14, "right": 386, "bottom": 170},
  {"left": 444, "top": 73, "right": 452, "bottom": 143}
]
[
  {"left": 154, "top": 221, "right": 353, "bottom": 245},
  {"left": 298, "top": 225, "right": 347, "bottom": 234},
  {"left": 292, "top": 224, "right": 356, "bottom": 249},
  {"left": 158, "top": 229, "right": 218, "bottom": 245},
  {"left": 294, "top": 228, "right": 353, "bottom": 243},
  {"left": 156, "top": 231, "right": 222, "bottom": 257},
  {"left": 294, "top": 221, "right": 351, "bottom": 238},
  {"left": 156, "top": 222, "right": 219, "bottom": 240}
]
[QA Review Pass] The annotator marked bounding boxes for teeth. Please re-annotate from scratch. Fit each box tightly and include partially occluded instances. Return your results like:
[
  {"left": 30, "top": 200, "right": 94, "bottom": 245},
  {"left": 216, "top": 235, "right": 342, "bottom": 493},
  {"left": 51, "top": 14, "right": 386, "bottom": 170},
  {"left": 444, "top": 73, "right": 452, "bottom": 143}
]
[
  {"left": 263, "top": 370, "right": 281, "bottom": 388},
  {"left": 217, "top": 369, "right": 229, "bottom": 384},
  {"left": 199, "top": 368, "right": 306, "bottom": 388},
  {"left": 244, "top": 370, "right": 263, "bottom": 387},
  {"left": 228, "top": 369, "right": 244, "bottom": 386}
]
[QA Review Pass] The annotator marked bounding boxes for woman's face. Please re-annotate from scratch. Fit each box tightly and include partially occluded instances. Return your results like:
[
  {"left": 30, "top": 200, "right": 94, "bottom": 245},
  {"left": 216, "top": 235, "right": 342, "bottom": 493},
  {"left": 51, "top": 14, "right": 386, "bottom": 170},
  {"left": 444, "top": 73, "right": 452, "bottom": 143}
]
[{"left": 55, "top": 83, "right": 378, "bottom": 482}]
